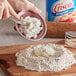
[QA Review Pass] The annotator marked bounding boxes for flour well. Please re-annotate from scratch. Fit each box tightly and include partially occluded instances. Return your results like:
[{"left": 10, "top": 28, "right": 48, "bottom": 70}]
[{"left": 16, "top": 44, "right": 76, "bottom": 72}]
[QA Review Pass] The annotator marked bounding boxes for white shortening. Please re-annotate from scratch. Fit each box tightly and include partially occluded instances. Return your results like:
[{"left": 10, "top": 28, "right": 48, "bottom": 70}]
[{"left": 20, "top": 16, "right": 43, "bottom": 38}]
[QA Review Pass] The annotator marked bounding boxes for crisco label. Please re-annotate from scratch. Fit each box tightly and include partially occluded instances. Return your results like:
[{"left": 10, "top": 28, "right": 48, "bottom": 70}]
[
  {"left": 53, "top": 0, "right": 73, "bottom": 13},
  {"left": 46, "top": 0, "right": 76, "bottom": 22}
]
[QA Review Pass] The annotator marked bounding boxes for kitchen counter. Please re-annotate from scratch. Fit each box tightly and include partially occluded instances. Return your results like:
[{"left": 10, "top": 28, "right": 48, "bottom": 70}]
[
  {"left": 0, "top": 0, "right": 63, "bottom": 76},
  {"left": 0, "top": 18, "right": 63, "bottom": 46}
]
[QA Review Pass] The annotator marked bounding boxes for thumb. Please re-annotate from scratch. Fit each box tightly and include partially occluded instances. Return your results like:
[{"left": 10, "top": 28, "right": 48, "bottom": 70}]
[{"left": 30, "top": 6, "right": 41, "bottom": 14}]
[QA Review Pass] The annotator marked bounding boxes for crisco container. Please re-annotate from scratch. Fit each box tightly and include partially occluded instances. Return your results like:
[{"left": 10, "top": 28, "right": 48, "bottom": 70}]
[{"left": 46, "top": 0, "right": 76, "bottom": 22}]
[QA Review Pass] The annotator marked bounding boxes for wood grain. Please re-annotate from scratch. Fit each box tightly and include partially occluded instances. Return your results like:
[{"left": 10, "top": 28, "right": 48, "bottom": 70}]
[
  {"left": 0, "top": 40, "right": 76, "bottom": 76},
  {"left": 45, "top": 22, "right": 76, "bottom": 38}
]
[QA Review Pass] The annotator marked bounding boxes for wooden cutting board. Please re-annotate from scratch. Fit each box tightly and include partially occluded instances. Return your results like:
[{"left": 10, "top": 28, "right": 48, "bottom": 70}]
[{"left": 0, "top": 40, "right": 76, "bottom": 76}]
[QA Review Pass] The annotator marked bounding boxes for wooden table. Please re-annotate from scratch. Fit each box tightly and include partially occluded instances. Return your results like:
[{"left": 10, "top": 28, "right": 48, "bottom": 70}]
[{"left": 0, "top": 40, "right": 76, "bottom": 76}]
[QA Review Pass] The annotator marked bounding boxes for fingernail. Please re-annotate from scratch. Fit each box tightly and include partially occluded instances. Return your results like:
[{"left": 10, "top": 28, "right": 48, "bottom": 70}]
[
  {"left": 18, "top": 16, "right": 20, "bottom": 20},
  {"left": 39, "top": 9, "right": 42, "bottom": 13},
  {"left": 36, "top": 8, "right": 42, "bottom": 14}
]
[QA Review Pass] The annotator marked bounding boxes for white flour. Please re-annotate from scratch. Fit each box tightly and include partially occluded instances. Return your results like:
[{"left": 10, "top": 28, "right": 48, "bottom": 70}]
[
  {"left": 16, "top": 44, "right": 76, "bottom": 72},
  {"left": 20, "top": 16, "right": 43, "bottom": 38}
]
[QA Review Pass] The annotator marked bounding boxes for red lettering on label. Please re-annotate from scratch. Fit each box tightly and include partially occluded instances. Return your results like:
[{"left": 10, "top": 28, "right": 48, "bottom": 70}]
[
  {"left": 54, "top": 3, "right": 60, "bottom": 13},
  {"left": 53, "top": 2, "right": 73, "bottom": 13}
]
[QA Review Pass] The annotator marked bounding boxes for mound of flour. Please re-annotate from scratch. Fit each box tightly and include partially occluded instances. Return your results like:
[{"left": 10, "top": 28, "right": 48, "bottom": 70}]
[{"left": 16, "top": 44, "right": 76, "bottom": 72}]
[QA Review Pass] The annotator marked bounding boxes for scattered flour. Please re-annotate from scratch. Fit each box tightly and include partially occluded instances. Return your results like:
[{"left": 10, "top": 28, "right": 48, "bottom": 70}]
[
  {"left": 20, "top": 16, "right": 43, "bottom": 38},
  {"left": 16, "top": 44, "right": 76, "bottom": 72}
]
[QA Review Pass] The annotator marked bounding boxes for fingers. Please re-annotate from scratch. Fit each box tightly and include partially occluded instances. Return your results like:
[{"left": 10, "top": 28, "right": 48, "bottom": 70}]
[
  {"left": 2, "top": 5, "right": 10, "bottom": 19},
  {"left": 0, "top": 3, "right": 4, "bottom": 19},
  {"left": 2, "top": 0, "right": 9, "bottom": 19},
  {"left": 0, "top": 0, "right": 10, "bottom": 20},
  {"left": 0, "top": 0, "right": 6, "bottom": 2},
  {"left": 0, "top": 0, "right": 19, "bottom": 20},
  {"left": 27, "top": 1, "right": 41, "bottom": 14},
  {"left": 7, "top": 1, "right": 20, "bottom": 20}
]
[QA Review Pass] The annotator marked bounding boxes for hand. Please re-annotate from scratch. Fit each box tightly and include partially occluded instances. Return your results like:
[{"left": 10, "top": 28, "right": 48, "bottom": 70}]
[
  {"left": 8, "top": 0, "right": 41, "bottom": 14},
  {"left": 0, "top": 0, "right": 19, "bottom": 20}
]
